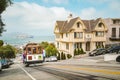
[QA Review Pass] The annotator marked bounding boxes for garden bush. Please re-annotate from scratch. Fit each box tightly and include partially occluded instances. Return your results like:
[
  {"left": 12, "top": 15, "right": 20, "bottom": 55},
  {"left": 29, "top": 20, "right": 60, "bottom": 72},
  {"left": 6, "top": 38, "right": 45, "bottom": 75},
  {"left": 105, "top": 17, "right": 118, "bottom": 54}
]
[{"left": 67, "top": 54, "right": 72, "bottom": 59}]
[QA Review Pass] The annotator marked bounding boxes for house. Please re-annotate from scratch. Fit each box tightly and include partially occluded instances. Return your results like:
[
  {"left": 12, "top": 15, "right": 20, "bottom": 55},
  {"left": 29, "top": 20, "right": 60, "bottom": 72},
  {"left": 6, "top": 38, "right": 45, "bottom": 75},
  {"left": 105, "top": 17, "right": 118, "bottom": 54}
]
[
  {"left": 104, "top": 18, "right": 120, "bottom": 46},
  {"left": 54, "top": 14, "right": 108, "bottom": 56}
]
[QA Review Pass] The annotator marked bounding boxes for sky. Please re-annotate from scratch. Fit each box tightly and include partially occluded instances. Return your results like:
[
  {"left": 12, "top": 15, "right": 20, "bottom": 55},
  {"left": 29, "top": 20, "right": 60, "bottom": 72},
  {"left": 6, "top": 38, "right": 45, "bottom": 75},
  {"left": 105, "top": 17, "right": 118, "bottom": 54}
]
[{"left": 1, "top": 0, "right": 120, "bottom": 36}]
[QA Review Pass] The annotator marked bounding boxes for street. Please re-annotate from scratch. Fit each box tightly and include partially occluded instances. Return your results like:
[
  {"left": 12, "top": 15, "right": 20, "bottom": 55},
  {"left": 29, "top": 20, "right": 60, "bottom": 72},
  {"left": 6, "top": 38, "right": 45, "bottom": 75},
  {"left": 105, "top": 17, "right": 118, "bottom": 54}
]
[{"left": 0, "top": 56, "right": 120, "bottom": 80}]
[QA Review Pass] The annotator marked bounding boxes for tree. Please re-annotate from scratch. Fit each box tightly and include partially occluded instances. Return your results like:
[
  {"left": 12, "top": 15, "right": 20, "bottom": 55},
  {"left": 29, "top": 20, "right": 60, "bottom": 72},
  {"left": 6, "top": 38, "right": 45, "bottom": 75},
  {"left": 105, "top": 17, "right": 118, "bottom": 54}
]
[
  {"left": 0, "top": 44, "right": 16, "bottom": 58},
  {"left": 42, "top": 42, "right": 58, "bottom": 57},
  {"left": 40, "top": 41, "right": 49, "bottom": 49},
  {"left": 0, "top": 0, "right": 13, "bottom": 35},
  {"left": 45, "top": 45, "right": 52, "bottom": 57},
  {"left": 0, "top": 40, "right": 4, "bottom": 47},
  {"left": 0, "top": 0, "right": 12, "bottom": 14}
]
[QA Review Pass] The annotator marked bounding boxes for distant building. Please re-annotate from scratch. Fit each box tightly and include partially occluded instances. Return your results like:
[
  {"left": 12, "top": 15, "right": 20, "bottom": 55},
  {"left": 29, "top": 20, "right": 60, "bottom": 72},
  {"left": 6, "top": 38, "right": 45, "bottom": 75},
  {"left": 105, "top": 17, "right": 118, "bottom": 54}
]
[
  {"left": 54, "top": 14, "right": 108, "bottom": 56},
  {"left": 104, "top": 18, "right": 120, "bottom": 46}
]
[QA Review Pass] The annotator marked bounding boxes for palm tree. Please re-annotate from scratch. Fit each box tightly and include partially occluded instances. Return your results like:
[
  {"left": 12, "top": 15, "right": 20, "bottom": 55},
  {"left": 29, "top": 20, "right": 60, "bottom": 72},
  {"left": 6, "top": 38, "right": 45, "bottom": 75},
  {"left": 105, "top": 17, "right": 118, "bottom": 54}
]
[{"left": 0, "top": 0, "right": 12, "bottom": 35}]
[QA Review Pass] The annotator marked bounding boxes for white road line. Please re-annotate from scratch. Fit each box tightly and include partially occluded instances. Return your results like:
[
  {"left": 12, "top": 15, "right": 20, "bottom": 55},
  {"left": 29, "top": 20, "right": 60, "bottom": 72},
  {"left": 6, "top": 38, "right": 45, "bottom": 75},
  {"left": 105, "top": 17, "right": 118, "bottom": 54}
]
[{"left": 18, "top": 64, "right": 36, "bottom": 80}]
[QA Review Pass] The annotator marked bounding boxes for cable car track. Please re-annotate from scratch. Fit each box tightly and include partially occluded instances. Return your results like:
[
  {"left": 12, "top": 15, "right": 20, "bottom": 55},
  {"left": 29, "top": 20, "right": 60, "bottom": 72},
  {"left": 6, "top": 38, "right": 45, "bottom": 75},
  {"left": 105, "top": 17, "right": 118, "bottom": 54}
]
[{"left": 31, "top": 66, "right": 115, "bottom": 80}]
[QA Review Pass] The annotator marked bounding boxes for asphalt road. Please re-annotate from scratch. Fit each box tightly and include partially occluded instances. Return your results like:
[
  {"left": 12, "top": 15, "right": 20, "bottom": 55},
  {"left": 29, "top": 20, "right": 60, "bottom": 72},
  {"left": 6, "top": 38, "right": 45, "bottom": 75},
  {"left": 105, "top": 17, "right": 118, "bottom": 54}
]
[{"left": 0, "top": 62, "right": 120, "bottom": 80}]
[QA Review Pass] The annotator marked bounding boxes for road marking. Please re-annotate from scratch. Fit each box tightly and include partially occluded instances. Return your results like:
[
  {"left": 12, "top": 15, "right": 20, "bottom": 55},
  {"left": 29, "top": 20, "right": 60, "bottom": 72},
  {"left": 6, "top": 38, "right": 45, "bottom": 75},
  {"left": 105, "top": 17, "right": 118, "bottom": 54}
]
[
  {"left": 47, "top": 65, "right": 120, "bottom": 75},
  {"left": 18, "top": 64, "right": 36, "bottom": 80}
]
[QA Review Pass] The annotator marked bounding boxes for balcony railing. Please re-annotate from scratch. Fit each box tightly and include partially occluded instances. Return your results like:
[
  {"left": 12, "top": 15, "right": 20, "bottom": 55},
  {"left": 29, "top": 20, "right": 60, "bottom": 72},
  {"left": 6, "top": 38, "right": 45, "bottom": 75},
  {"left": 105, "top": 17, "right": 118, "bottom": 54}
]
[{"left": 109, "top": 37, "right": 120, "bottom": 41}]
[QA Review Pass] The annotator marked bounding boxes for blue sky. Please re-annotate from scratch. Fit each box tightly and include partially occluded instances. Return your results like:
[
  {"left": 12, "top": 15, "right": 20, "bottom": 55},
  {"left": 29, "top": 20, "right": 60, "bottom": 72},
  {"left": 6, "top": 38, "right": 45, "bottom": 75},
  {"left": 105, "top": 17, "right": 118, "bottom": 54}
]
[{"left": 1, "top": 0, "right": 120, "bottom": 36}]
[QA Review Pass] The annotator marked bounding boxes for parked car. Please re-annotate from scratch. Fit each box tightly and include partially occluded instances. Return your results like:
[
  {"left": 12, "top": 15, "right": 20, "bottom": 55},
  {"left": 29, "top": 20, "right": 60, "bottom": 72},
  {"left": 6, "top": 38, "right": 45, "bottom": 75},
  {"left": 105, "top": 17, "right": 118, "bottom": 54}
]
[
  {"left": 95, "top": 49, "right": 107, "bottom": 56},
  {"left": 45, "top": 56, "right": 57, "bottom": 62},
  {"left": 7, "top": 59, "right": 14, "bottom": 65},
  {"left": 1, "top": 59, "right": 10, "bottom": 69},
  {"left": 45, "top": 57, "right": 50, "bottom": 62},
  {"left": 89, "top": 48, "right": 106, "bottom": 56},
  {"left": 0, "top": 60, "right": 2, "bottom": 71},
  {"left": 106, "top": 46, "right": 120, "bottom": 54}
]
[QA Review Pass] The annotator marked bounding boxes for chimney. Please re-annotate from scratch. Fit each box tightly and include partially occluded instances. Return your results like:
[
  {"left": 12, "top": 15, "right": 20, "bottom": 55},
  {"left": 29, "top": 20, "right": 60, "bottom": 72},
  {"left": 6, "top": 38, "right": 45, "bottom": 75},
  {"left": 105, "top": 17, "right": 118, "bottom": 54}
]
[{"left": 67, "top": 14, "right": 73, "bottom": 23}]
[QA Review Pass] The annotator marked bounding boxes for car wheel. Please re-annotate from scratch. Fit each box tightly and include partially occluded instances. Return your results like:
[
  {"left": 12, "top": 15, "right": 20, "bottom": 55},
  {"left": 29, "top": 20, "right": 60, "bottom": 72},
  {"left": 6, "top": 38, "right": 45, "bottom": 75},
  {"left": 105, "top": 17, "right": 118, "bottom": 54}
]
[
  {"left": 116, "top": 56, "right": 120, "bottom": 62},
  {"left": 25, "top": 64, "right": 29, "bottom": 67},
  {"left": 93, "top": 54, "right": 96, "bottom": 56}
]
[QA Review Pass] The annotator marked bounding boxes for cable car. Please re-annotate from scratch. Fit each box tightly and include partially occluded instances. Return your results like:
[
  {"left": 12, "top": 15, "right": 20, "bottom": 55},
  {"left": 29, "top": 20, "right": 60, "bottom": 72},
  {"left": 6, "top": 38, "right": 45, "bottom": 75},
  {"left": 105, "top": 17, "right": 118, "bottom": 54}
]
[{"left": 23, "top": 43, "right": 43, "bottom": 67}]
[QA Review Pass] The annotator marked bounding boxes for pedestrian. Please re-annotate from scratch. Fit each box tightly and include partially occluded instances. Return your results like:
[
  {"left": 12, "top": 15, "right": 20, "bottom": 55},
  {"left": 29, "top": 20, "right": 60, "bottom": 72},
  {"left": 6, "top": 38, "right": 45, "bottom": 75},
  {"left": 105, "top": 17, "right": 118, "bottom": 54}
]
[
  {"left": 42, "top": 48, "right": 46, "bottom": 62},
  {"left": 22, "top": 51, "right": 26, "bottom": 63}
]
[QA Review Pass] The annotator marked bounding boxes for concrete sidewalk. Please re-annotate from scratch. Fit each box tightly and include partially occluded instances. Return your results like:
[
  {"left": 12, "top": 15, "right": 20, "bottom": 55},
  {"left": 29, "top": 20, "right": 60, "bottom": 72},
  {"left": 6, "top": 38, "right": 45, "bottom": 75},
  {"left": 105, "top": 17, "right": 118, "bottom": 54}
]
[{"left": 55, "top": 56, "right": 120, "bottom": 67}]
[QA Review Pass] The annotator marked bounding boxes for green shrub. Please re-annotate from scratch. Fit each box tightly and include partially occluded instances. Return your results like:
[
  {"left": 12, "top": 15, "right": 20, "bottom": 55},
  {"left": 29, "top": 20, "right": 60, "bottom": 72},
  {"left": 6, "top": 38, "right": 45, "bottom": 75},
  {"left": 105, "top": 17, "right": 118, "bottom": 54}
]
[
  {"left": 67, "top": 54, "right": 72, "bottom": 59},
  {"left": 61, "top": 52, "right": 64, "bottom": 60},
  {"left": 61, "top": 52, "right": 66, "bottom": 60},
  {"left": 74, "top": 49, "right": 77, "bottom": 56},
  {"left": 63, "top": 53, "right": 66, "bottom": 60},
  {"left": 57, "top": 52, "right": 60, "bottom": 60},
  {"left": 78, "top": 48, "right": 81, "bottom": 55},
  {"left": 74, "top": 48, "right": 85, "bottom": 56}
]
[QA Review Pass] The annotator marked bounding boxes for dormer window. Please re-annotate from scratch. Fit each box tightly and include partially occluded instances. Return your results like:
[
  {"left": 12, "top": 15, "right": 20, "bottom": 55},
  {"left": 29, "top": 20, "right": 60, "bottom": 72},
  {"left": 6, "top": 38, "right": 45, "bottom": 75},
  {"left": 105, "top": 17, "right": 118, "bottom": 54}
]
[
  {"left": 98, "top": 23, "right": 102, "bottom": 27},
  {"left": 77, "top": 22, "right": 80, "bottom": 28}
]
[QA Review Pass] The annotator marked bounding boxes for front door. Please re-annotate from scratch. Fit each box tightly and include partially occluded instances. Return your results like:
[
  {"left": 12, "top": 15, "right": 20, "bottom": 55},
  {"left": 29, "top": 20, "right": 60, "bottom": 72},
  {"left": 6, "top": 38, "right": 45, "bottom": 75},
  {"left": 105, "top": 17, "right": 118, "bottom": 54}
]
[{"left": 86, "top": 42, "right": 90, "bottom": 51}]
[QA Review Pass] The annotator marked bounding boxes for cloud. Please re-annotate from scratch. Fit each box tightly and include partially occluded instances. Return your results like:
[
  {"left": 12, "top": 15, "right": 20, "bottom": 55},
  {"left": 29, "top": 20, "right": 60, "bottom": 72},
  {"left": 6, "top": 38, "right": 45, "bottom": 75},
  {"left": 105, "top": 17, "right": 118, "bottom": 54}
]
[
  {"left": 79, "top": 7, "right": 97, "bottom": 19},
  {"left": 109, "top": 0, "right": 120, "bottom": 11},
  {"left": 43, "top": 0, "right": 69, "bottom": 4},
  {"left": 2, "top": 1, "right": 70, "bottom": 35}
]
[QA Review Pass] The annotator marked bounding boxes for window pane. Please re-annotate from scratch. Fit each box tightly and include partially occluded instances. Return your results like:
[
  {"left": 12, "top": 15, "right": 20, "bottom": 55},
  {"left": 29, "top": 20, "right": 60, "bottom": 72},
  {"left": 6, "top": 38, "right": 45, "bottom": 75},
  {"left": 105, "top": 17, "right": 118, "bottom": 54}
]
[
  {"left": 66, "top": 43, "right": 69, "bottom": 50},
  {"left": 112, "top": 28, "right": 116, "bottom": 37},
  {"left": 74, "top": 32, "right": 76, "bottom": 38},
  {"left": 79, "top": 32, "right": 83, "bottom": 38}
]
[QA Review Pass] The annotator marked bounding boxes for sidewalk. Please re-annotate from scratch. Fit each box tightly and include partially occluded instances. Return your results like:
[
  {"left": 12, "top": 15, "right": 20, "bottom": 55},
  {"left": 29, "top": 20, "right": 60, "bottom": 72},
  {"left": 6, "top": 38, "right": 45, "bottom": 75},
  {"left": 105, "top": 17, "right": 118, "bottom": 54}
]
[{"left": 55, "top": 55, "right": 120, "bottom": 67}]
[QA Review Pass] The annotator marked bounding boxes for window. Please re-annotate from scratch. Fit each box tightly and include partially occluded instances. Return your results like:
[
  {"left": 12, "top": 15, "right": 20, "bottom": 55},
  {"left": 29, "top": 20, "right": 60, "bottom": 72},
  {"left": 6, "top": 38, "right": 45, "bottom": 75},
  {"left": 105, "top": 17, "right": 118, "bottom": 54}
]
[
  {"left": 96, "top": 42, "right": 104, "bottom": 48},
  {"left": 74, "top": 32, "right": 83, "bottom": 38},
  {"left": 57, "top": 42, "right": 59, "bottom": 48},
  {"left": 66, "top": 33, "right": 68, "bottom": 37},
  {"left": 27, "top": 47, "right": 32, "bottom": 54},
  {"left": 74, "top": 32, "right": 76, "bottom": 38},
  {"left": 113, "top": 20, "right": 116, "bottom": 24},
  {"left": 79, "top": 32, "right": 83, "bottom": 38},
  {"left": 66, "top": 43, "right": 69, "bottom": 50},
  {"left": 61, "top": 34, "right": 63, "bottom": 38},
  {"left": 74, "top": 43, "right": 82, "bottom": 49},
  {"left": 112, "top": 28, "right": 116, "bottom": 37},
  {"left": 77, "top": 22, "right": 80, "bottom": 28},
  {"left": 56, "top": 34, "right": 60, "bottom": 38},
  {"left": 98, "top": 23, "right": 102, "bottom": 27},
  {"left": 96, "top": 31, "right": 104, "bottom": 37},
  {"left": 33, "top": 47, "right": 36, "bottom": 54},
  {"left": 113, "top": 20, "right": 120, "bottom": 24},
  {"left": 28, "top": 47, "right": 31, "bottom": 52}
]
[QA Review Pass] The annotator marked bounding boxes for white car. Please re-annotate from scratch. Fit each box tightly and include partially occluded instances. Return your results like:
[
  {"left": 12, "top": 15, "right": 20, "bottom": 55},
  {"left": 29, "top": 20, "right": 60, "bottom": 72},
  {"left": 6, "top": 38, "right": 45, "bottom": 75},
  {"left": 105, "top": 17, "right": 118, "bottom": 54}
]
[{"left": 45, "top": 56, "right": 57, "bottom": 62}]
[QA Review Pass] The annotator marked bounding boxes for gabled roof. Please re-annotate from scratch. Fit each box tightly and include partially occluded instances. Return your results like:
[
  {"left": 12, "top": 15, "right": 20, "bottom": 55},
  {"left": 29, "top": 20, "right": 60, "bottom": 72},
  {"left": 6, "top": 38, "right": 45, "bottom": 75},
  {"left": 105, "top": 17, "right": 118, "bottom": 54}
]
[
  {"left": 61, "top": 17, "right": 79, "bottom": 33},
  {"left": 55, "top": 17, "right": 104, "bottom": 33},
  {"left": 82, "top": 18, "right": 101, "bottom": 32},
  {"left": 56, "top": 21, "right": 65, "bottom": 30},
  {"left": 56, "top": 17, "right": 79, "bottom": 33}
]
